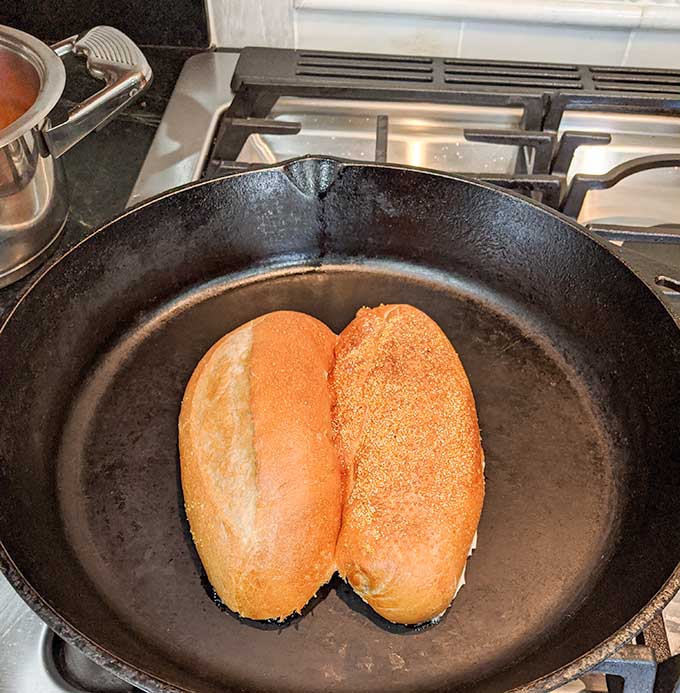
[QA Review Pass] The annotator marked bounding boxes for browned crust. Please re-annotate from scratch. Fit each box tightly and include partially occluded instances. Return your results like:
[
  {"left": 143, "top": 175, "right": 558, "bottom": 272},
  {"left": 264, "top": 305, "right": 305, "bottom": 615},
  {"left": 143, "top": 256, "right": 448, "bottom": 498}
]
[
  {"left": 179, "top": 311, "right": 341, "bottom": 620},
  {"left": 332, "top": 304, "right": 484, "bottom": 624}
]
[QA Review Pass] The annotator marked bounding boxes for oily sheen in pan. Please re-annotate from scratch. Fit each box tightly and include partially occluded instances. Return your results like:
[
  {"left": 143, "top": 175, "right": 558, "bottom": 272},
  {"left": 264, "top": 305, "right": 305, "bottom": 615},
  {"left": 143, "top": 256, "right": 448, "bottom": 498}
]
[{"left": 178, "top": 305, "right": 484, "bottom": 624}]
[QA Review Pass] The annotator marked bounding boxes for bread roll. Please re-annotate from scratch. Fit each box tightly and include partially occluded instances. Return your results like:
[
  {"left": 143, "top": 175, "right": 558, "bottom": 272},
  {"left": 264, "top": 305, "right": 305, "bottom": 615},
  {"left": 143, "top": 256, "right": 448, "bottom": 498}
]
[
  {"left": 179, "top": 311, "right": 342, "bottom": 621},
  {"left": 331, "top": 304, "right": 484, "bottom": 625}
]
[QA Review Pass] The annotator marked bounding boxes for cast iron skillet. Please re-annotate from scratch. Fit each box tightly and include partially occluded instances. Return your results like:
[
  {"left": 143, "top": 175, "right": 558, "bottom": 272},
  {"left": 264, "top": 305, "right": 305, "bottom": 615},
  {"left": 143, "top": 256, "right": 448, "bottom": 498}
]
[{"left": 0, "top": 157, "right": 679, "bottom": 693}]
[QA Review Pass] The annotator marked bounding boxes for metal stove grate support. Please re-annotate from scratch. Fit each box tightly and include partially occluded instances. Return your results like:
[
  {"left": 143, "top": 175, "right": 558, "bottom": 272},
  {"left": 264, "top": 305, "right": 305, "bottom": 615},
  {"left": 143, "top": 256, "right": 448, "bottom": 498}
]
[
  {"left": 204, "top": 47, "right": 680, "bottom": 252},
  {"left": 229, "top": 48, "right": 680, "bottom": 132},
  {"left": 211, "top": 47, "right": 680, "bottom": 172}
]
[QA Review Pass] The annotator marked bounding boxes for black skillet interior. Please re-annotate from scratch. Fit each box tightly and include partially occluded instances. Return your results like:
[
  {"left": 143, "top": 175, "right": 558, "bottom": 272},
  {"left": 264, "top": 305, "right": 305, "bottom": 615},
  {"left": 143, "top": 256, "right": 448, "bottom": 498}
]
[{"left": 0, "top": 158, "right": 679, "bottom": 693}]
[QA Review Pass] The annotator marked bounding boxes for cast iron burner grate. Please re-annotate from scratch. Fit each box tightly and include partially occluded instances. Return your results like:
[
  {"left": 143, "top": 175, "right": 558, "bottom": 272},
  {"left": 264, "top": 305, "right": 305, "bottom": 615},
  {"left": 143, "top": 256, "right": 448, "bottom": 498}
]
[
  {"left": 222, "top": 48, "right": 680, "bottom": 135},
  {"left": 204, "top": 47, "right": 680, "bottom": 247}
]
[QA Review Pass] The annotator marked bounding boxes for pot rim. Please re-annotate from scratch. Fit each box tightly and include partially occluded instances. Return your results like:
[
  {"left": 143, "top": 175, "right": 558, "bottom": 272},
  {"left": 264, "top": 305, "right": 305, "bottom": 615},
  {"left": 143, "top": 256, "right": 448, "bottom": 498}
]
[{"left": 0, "top": 25, "right": 65, "bottom": 149}]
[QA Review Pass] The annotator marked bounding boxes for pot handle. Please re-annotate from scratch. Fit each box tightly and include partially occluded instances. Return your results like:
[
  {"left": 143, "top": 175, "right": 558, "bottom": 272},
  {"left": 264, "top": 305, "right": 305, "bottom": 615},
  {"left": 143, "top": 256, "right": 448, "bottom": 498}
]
[{"left": 43, "top": 26, "right": 152, "bottom": 158}]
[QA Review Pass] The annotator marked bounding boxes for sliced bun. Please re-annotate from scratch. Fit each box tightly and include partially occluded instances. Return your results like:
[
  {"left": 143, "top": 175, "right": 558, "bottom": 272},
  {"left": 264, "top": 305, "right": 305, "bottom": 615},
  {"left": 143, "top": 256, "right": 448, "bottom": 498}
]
[
  {"left": 331, "top": 304, "right": 484, "bottom": 625},
  {"left": 179, "top": 311, "right": 341, "bottom": 620}
]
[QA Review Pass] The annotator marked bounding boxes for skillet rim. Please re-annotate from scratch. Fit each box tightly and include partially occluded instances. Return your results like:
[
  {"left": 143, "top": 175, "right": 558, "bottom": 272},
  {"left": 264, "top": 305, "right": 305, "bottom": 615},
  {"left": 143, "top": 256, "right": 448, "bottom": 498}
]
[{"left": 0, "top": 155, "right": 678, "bottom": 693}]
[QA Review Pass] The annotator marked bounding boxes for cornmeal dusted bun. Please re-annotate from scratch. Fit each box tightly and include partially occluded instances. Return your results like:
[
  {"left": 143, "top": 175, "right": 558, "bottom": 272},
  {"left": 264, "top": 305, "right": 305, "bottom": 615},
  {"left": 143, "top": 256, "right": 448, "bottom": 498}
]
[
  {"left": 331, "top": 304, "right": 484, "bottom": 625},
  {"left": 179, "top": 311, "right": 342, "bottom": 621}
]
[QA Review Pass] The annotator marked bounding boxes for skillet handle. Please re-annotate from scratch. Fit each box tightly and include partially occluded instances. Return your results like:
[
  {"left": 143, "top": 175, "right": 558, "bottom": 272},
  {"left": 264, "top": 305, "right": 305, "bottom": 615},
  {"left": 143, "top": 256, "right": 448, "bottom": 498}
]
[
  {"left": 44, "top": 26, "right": 152, "bottom": 158},
  {"left": 586, "top": 224, "right": 680, "bottom": 320},
  {"left": 612, "top": 245, "right": 680, "bottom": 324}
]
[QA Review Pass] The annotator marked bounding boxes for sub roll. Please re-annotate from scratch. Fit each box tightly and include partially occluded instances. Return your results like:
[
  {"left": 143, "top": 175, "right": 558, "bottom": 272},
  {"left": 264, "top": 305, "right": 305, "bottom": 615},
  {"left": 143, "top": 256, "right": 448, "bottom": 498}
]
[
  {"left": 331, "top": 304, "right": 484, "bottom": 625},
  {"left": 179, "top": 311, "right": 342, "bottom": 621}
]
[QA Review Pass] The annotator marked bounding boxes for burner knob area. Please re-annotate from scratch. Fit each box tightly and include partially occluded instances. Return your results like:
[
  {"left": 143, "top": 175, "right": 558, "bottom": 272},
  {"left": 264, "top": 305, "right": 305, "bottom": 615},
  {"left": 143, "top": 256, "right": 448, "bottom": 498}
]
[{"left": 43, "top": 629, "right": 138, "bottom": 692}]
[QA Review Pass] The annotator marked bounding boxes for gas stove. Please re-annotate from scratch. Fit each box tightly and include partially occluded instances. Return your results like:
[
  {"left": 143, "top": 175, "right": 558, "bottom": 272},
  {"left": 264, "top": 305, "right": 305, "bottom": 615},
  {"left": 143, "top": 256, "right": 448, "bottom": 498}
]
[{"left": 3, "top": 46, "right": 680, "bottom": 693}]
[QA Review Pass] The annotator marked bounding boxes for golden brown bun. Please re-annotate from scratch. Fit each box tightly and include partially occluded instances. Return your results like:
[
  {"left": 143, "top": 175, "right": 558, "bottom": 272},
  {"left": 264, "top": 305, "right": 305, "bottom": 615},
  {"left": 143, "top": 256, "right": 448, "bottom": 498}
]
[
  {"left": 179, "top": 311, "right": 342, "bottom": 620},
  {"left": 332, "top": 304, "right": 484, "bottom": 625}
]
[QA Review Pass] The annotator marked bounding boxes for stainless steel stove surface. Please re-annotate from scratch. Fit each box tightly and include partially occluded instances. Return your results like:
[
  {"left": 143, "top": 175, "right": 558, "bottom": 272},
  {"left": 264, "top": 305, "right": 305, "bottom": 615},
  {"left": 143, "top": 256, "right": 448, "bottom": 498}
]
[{"left": 3, "top": 48, "right": 680, "bottom": 693}]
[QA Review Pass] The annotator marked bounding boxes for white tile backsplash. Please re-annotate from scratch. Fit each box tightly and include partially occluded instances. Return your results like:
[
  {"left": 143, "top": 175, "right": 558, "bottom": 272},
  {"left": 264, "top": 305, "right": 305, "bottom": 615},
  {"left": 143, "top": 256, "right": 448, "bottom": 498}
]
[
  {"left": 207, "top": 0, "right": 294, "bottom": 48},
  {"left": 207, "top": 0, "right": 680, "bottom": 69},
  {"left": 624, "top": 28, "right": 680, "bottom": 67},
  {"left": 295, "top": 9, "right": 463, "bottom": 56},
  {"left": 459, "top": 20, "right": 631, "bottom": 65}
]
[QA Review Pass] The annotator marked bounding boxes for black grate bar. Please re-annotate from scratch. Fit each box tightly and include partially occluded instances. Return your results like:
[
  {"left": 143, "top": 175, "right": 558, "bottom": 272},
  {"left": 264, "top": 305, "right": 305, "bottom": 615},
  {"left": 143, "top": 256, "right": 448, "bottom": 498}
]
[
  {"left": 445, "top": 67, "right": 581, "bottom": 81},
  {"left": 594, "top": 64, "right": 680, "bottom": 76},
  {"left": 375, "top": 115, "right": 388, "bottom": 163},
  {"left": 593, "top": 72, "right": 680, "bottom": 86},
  {"left": 445, "top": 75, "right": 583, "bottom": 89},
  {"left": 544, "top": 92, "right": 680, "bottom": 131},
  {"left": 299, "top": 59, "right": 434, "bottom": 74},
  {"left": 478, "top": 173, "right": 564, "bottom": 208},
  {"left": 211, "top": 116, "right": 301, "bottom": 161},
  {"left": 587, "top": 223, "right": 680, "bottom": 244},
  {"left": 551, "top": 131, "right": 611, "bottom": 175},
  {"left": 296, "top": 67, "right": 433, "bottom": 83},
  {"left": 204, "top": 159, "right": 258, "bottom": 179},
  {"left": 300, "top": 51, "right": 432, "bottom": 64},
  {"left": 464, "top": 129, "right": 555, "bottom": 173},
  {"left": 463, "top": 129, "right": 612, "bottom": 175},
  {"left": 655, "top": 275, "right": 680, "bottom": 293},
  {"left": 226, "top": 46, "right": 680, "bottom": 147},
  {"left": 444, "top": 58, "right": 578, "bottom": 71},
  {"left": 561, "top": 154, "right": 680, "bottom": 217},
  {"left": 219, "top": 117, "right": 301, "bottom": 135},
  {"left": 594, "top": 82, "right": 680, "bottom": 94}
]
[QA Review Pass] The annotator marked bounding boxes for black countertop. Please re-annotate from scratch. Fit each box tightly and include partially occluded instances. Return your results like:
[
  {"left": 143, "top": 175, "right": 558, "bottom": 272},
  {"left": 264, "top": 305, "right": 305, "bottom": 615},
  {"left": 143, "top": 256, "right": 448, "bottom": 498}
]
[
  {"left": 0, "top": 46, "right": 199, "bottom": 320},
  {"left": 0, "top": 0, "right": 208, "bottom": 49}
]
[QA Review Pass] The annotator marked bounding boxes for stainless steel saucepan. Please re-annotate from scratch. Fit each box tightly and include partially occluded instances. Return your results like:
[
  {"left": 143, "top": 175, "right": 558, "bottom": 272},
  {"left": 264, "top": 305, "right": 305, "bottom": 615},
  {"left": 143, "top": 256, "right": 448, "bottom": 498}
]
[{"left": 0, "top": 25, "right": 151, "bottom": 287}]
